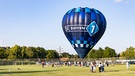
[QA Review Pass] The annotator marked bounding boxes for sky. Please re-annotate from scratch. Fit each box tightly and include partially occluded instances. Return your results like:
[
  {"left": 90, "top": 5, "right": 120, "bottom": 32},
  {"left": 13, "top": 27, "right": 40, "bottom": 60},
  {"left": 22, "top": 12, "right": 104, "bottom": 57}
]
[{"left": 0, "top": 0, "right": 135, "bottom": 54}]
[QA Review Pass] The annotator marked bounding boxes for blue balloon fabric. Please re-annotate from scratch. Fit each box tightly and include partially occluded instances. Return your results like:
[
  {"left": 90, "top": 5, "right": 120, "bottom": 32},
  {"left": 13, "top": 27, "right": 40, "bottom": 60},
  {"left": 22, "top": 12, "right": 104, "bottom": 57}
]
[{"left": 62, "top": 7, "right": 106, "bottom": 58}]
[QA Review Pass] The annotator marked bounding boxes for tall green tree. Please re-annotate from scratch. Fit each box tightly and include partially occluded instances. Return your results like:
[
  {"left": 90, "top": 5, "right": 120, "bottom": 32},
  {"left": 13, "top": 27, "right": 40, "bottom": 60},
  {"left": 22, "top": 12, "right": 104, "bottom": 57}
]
[
  {"left": 36, "top": 47, "right": 46, "bottom": 58},
  {"left": 103, "top": 46, "right": 116, "bottom": 58},
  {"left": 4, "top": 47, "right": 10, "bottom": 59},
  {"left": 21, "top": 46, "right": 27, "bottom": 58},
  {"left": 25, "top": 47, "right": 34, "bottom": 58},
  {"left": 0, "top": 47, "right": 5, "bottom": 59},
  {"left": 124, "top": 46, "right": 135, "bottom": 59},
  {"left": 61, "top": 52, "right": 70, "bottom": 58},
  {"left": 96, "top": 47, "right": 104, "bottom": 58},
  {"left": 8, "top": 45, "right": 21, "bottom": 59},
  {"left": 120, "top": 51, "right": 126, "bottom": 57},
  {"left": 46, "top": 50, "right": 59, "bottom": 59},
  {"left": 87, "top": 49, "right": 97, "bottom": 58},
  {"left": 31, "top": 47, "right": 38, "bottom": 58}
]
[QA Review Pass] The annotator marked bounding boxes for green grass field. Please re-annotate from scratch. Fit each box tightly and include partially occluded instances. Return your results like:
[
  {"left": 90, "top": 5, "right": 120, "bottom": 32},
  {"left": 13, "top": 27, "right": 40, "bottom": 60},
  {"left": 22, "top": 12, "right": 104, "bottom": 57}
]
[{"left": 0, "top": 64, "right": 135, "bottom": 76}]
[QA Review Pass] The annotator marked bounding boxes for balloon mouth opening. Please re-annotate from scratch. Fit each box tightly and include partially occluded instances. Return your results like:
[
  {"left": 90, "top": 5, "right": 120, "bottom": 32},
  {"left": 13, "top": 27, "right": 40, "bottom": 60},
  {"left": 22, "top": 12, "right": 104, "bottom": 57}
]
[{"left": 75, "top": 48, "right": 90, "bottom": 59}]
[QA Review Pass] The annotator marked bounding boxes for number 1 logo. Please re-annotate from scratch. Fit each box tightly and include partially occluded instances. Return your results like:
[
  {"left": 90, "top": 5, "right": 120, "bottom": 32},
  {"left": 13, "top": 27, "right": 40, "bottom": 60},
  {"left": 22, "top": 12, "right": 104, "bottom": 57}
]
[
  {"left": 91, "top": 25, "right": 95, "bottom": 34},
  {"left": 86, "top": 21, "right": 99, "bottom": 36}
]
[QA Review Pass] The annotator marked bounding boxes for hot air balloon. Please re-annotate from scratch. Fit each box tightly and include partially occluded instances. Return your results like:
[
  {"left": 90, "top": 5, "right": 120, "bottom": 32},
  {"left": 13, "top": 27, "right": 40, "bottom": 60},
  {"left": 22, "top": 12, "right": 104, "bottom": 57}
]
[{"left": 62, "top": 7, "right": 106, "bottom": 58}]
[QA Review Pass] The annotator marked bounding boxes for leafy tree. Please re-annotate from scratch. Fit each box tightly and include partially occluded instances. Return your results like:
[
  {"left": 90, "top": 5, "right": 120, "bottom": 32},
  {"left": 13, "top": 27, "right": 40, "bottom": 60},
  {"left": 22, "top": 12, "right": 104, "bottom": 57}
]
[
  {"left": 124, "top": 46, "right": 135, "bottom": 59},
  {"left": 96, "top": 47, "right": 104, "bottom": 58},
  {"left": 103, "top": 46, "right": 116, "bottom": 58},
  {"left": 25, "top": 47, "right": 34, "bottom": 58},
  {"left": 36, "top": 47, "right": 46, "bottom": 58},
  {"left": 4, "top": 47, "right": 10, "bottom": 59},
  {"left": 0, "top": 47, "right": 5, "bottom": 59},
  {"left": 87, "top": 49, "right": 97, "bottom": 58},
  {"left": 46, "top": 50, "right": 59, "bottom": 59},
  {"left": 31, "top": 47, "right": 38, "bottom": 58},
  {"left": 117, "top": 53, "right": 121, "bottom": 57},
  {"left": 8, "top": 45, "right": 21, "bottom": 59},
  {"left": 73, "top": 54, "right": 79, "bottom": 58},
  {"left": 61, "top": 52, "right": 70, "bottom": 58},
  {"left": 120, "top": 51, "right": 126, "bottom": 57},
  {"left": 21, "top": 46, "right": 27, "bottom": 58},
  {"left": 70, "top": 54, "right": 74, "bottom": 58}
]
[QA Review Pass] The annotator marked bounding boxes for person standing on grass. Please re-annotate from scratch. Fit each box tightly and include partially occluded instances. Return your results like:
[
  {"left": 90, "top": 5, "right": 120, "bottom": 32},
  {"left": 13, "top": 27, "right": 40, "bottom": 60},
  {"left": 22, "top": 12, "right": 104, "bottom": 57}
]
[
  {"left": 93, "top": 61, "right": 96, "bottom": 72},
  {"left": 126, "top": 61, "right": 130, "bottom": 69},
  {"left": 98, "top": 62, "right": 102, "bottom": 72},
  {"left": 42, "top": 61, "right": 44, "bottom": 68},
  {"left": 90, "top": 62, "right": 94, "bottom": 72},
  {"left": 106, "top": 61, "right": 109, "bottom": 67},
  {"left": 101, "top": 62, "right": 104, "bottom": 72}
]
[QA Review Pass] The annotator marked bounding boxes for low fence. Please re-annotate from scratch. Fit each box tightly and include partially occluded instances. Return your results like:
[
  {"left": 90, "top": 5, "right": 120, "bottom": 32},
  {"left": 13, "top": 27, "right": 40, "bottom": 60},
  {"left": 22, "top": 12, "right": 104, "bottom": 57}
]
[
  {"left": 0, "top": 59, "right": 36, "bottom": 65},
  {"left": 0, "top": 57, "right": 135, "bottom": 65}
]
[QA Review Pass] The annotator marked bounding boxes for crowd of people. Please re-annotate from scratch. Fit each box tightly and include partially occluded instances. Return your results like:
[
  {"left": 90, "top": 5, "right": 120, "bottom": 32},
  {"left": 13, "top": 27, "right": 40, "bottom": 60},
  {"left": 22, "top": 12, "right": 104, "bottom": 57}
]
[
  {"left": 40, "top": 60, "right": 110, "bottom": 73},
  {"left": 89, "top": 61, "right": 109, "bottom": 73},
  {"left": 39, "top": 60, "right": 131, "bottom": 73}
]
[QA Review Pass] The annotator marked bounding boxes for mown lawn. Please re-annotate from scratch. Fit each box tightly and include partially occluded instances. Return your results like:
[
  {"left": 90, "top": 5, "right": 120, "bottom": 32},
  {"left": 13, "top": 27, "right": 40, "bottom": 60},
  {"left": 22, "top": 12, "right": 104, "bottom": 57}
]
[{"left": 0, "top": 64, "right": 135, "bottom": 76}]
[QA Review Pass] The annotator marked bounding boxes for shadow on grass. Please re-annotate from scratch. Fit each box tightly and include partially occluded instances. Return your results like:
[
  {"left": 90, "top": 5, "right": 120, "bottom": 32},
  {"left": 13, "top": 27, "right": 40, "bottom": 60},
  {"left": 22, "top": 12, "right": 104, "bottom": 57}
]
[
  {"left": 0, "top": 70, "right": 59, "bottom": 74},
  {"left": 106, "top": 70, "right": 120, "bottom": 72},
  {"left": 0, "top": 69, "right": 9, "bottom": 70}
]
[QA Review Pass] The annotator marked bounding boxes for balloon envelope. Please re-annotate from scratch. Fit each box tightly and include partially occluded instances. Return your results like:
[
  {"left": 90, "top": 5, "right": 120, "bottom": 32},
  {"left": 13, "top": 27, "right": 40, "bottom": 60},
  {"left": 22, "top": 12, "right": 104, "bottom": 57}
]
[{"left": 62, "top": 7, "right": 106, "bottom": 58}]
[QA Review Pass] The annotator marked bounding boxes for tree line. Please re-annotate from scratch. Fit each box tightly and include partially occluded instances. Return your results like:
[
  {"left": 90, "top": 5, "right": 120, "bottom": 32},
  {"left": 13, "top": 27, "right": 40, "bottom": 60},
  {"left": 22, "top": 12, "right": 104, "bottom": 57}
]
[
  {"left": 0, "top": 45, "right": 59, "bottom": 59},
  {"left": 0, "top": 45, "right": 135, "bottom": 59},
  {"left": 86, "top": 46, "right": 117, "bottom": 58},
  {"left": 120, "top": 46, "right": 135, "bottom": 59}
]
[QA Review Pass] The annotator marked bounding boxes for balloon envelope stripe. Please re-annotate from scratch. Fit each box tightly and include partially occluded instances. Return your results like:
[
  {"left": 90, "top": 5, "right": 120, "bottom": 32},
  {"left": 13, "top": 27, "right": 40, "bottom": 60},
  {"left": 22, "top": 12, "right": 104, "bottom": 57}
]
[
  {"left": 75, "top": 7, "right": 81, "bottom": 12},
  {"left": 68, "top": 8, "right": 74, "bottom": 13},
  {"left": 85, "top": 13, "right": 91, "bottom": 25},
  {"left": 62, "top": 14, "right": 67, "bottom": 25},
  {"left": 69, "top": 12, "right": 75, "bottom": 25},
  {"left": 85, "top": 7, "right": 91, "bottom": 12},
  {"left": 91, "top": 11, "right": 96, "bottom": 21},
  {"left": 79, "top": 12, "right": 85, "bottom": 24},
  {"left": 101, "top": 13, "right": 106, "bottom": 23},
  {"left": 66, "top": 14, "right": 70, "bottom": 25},
  {"left": 94, "top": 9, "right": 99, "bottom": 14},
  {"left": 74, "top": 13, "right": 79, "bottom": 24}
]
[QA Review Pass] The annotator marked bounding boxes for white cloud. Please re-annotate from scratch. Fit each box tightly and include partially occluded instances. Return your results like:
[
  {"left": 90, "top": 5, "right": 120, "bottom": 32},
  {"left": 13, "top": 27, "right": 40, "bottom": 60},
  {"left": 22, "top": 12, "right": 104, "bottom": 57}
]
[
  {"left": 115, "top": 0, "right": 123, "bottom": 3},
  {"left": 114, "top": 0, "right": 130, "bottom": 4}
]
